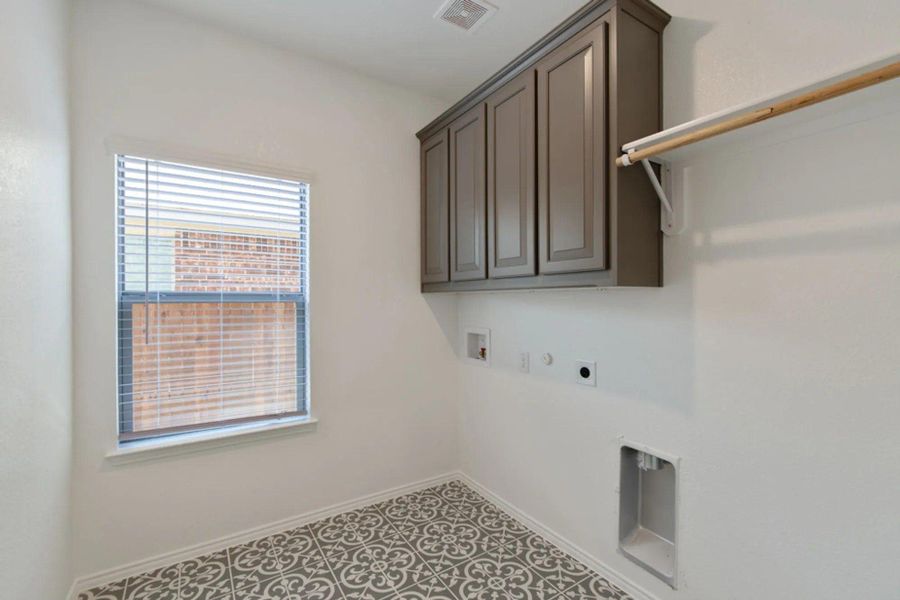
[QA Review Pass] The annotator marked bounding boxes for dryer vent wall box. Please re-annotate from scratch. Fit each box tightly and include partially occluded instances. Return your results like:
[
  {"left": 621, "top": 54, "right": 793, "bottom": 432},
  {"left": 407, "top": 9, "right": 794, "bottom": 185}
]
[
  {"left": 619, "top": 443, "right": 679, "bottom": 588},
  {"left": 464, "top": 328, "right": 490, "bottom": 366}
]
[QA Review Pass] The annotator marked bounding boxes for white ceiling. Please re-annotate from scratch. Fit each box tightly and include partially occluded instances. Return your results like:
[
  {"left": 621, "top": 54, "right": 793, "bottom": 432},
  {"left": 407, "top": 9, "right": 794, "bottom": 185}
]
[{"left": 135, "top": 0, "right": 590, "bottom": 102}]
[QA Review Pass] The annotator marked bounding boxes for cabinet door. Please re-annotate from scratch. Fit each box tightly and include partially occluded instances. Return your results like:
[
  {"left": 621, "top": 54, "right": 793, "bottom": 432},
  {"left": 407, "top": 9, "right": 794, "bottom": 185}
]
[
  {"left": 449, "top": 104, "right": 487, "bottom": 281},
  {"left": 421, "top": 129, "right": 449, "bottom": 283},
  {"left": 536, "top": 21, "right": 608, "bottom": 274},
  {"left": 487, "top": 70, "right": 536, "bottom": 278}
]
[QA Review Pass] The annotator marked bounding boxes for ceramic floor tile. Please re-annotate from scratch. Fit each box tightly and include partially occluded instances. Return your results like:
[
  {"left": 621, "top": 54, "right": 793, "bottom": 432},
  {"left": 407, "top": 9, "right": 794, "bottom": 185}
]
[
  {"left": 426, "top": 482, "right": 485, "bottom": 507},
  {"left": 436, "top": 546, "right": 558, "bottom": 600},
  {"left": 391, "top": 575, "right": 457, "bottom": 600},
  {"left": 232, "top": 573, "right": 296, "bottom": 600},
  {"left": 326, "top": 542, "right": 399, "bottom": 600},
  {"left": 125, "top": 564, "right": 180, "bottom": 600},
  {"left": 268, "top": 526, "right": 327, "bottom": 572},
  {"left": 178, "top": 551, "right": 232, "bottom": 600},
  {"left": 79, "top": 481, "right": 631, "bottom": 600},
  {"left": 463, "top": 503, "right": 531, "bottom": 546},
  {"left": 228, "top": 536, "right": 283, "bottom": 591},
  {"left": 503, "top": 533, "right": 593, "bottom": 592},
  {"left": 327, "top": 534, "right": 434, "bottom": 600},
  {"left": 400, "top": 515, "right": 499, "bottom": 575},
  {"left": 280, "top": 564, "right": 344, "bottom": 600},
  {"left": 377, "top": 490, "right": 458, "bottom": 532},
  {"left": 311, "top": 505, "right": 401, "bottom": 558},
  {"left": 77, "top": 578, "right": 128, "bottom": 600},
  {"left": 554, "top": 573, "right": 633, "bottom": 600},
  {"left": 232, "top": 561, "right": 342, "bottom": 600},
  {"left": 362, "top": 534, "right": 436, "bottom": 591}
]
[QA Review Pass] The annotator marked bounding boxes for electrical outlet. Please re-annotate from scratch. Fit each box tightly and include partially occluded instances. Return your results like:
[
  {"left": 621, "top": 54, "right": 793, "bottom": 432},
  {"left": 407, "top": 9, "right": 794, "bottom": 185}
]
[
  {"left": 518, "top": 352, "right": 530, "bottom": 373},
  {"left": 575, "top": 360, "right": 596, "bottom": 386}
]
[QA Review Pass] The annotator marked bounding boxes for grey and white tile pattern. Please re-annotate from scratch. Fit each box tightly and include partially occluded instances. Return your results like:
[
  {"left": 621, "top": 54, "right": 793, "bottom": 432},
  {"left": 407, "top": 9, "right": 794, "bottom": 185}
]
[{"left": 78, "top": 481, "right": 632, "bottom": 600}]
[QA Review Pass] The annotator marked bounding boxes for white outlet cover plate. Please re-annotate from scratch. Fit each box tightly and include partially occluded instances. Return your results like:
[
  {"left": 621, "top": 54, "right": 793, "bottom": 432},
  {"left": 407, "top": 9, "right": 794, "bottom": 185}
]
[
  {"left": 575, "top": 360, "right": 596, "bottom": 386},
  {"left": 518, "top": 352, "right": 530, "bottom": 373}
]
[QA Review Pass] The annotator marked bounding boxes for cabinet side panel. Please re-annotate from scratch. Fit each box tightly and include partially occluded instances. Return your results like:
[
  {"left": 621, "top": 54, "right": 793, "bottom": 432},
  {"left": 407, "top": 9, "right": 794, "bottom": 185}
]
[{"left": 613, "top": 8, "right": 662, "bottom": 286}]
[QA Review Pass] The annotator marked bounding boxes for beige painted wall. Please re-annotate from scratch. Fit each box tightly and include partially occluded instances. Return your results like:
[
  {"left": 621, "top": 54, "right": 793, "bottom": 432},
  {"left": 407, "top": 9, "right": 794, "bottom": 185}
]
[
  {"left": 70, "top": 0, "right": 457, "bottom": 579},
  {"left": 0, "top": 0, "right": 73, "bottom": 598}
]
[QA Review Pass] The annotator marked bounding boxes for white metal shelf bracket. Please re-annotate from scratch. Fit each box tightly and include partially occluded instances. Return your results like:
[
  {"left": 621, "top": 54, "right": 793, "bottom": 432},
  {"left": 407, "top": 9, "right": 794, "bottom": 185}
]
[
  {"left": 639, "top": 158, "right": 673, "bottom": 215},
  {"left": 622, "top": 151, "right": 683, "bottom": 236}
]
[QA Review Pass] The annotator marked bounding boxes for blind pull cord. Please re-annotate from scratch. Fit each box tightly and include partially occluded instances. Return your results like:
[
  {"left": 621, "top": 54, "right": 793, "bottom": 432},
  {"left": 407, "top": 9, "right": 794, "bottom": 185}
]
[{"left": 144, "top": 159, "right": 150, "bottom": 345}]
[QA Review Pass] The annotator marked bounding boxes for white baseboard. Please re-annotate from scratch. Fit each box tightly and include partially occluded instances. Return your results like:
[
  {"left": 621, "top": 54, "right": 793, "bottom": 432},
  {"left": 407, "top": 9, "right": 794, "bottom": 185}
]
[
  {"left": 456, "top": 472, "right": 661, "bottom": 600},
  {"left": 68, "top": 471, "right": 458, "bottom": 598}
]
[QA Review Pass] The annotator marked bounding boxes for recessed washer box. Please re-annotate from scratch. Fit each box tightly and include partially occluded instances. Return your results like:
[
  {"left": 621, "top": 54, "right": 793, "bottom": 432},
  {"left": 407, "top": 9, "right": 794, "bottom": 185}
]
[
  {"left": 464, "top": 328, "right": 490, "bottom": 367},
  {"left": 619, "top": 440, "right": 679, "bottom": 588}
]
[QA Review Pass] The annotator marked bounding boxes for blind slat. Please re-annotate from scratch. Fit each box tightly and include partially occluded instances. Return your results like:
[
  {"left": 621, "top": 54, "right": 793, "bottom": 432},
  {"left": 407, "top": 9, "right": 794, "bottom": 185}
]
[
  {"left": 118, "top": 170, "right": 303, "bottom": 199},
  {"left": 118, "top": 158, "right": 304, "bottom": 190},
  {"left": 120, "top": 369, "right": 306, "bottom": 387}
]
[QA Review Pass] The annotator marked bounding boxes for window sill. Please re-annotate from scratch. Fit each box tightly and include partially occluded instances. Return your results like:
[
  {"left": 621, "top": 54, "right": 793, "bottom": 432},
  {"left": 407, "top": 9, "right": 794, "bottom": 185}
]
[{"left": 106, "top": 416, "right": 318, "bottom": 466}]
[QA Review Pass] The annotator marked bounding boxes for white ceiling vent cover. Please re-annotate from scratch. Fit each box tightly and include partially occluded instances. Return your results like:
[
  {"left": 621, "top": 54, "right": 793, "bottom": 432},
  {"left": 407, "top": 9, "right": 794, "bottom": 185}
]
[{"left": 435, "top": 0, "right": 498, "bottom": 33}]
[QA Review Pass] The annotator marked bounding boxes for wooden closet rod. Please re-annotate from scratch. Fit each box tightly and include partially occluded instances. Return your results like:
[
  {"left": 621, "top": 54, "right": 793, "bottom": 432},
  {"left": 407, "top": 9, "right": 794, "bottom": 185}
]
[{"left": 616, "top": 60, "right": 900, "bottom": 167}]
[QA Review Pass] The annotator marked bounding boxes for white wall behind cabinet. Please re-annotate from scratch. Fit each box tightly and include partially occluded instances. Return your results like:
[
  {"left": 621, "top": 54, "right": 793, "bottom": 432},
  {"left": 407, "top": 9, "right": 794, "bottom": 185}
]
[
  {"left": 457, "top": 1, "right": 900, "bottom": 599},
  {"left": 70, "top": 0, "right": 456, "bottom": 579},
  {"left": 662, "top": 0, "right": 900, "bottom": 125}
]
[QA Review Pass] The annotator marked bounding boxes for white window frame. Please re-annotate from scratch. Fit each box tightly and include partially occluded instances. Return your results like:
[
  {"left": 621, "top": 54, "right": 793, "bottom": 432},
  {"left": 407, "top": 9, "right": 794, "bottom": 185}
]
[{"left": 106, "top": 138, "right": 316, "bottom": 462}]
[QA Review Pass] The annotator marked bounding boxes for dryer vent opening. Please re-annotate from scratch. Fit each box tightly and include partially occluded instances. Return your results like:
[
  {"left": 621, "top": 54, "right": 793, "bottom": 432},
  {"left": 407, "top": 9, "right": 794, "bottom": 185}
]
[{"left": 619, "top": 444, "right": 679, "bottom": 588}]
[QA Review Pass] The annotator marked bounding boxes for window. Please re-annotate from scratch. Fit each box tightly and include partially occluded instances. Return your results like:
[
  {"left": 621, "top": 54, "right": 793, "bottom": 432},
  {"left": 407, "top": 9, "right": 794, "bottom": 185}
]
[{"left": 116, "top": 155, "right": 309, "bottom": 442}]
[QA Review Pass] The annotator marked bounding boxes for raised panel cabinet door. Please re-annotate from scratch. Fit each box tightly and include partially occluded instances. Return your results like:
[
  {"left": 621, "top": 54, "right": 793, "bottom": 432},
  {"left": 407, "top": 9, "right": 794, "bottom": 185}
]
[
  {"left": 421, "top": 129, "right": 449, "bottom": 283},
  {"left": 536, "top": 21, "right": 608, "bottom": 274},
  {"left": 449, "top": 104, "right": 487, "bottom": 281},
  {"left": 487, "top": 70, "right": 536, "bottom": 279}
]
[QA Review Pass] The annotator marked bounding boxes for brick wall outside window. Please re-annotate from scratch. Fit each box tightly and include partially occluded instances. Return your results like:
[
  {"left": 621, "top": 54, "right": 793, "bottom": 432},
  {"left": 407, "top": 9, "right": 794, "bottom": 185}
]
[
  {"left": 128, "top": 229, "right": 302, "bottom": 433},
  {"left": 173, "top": 230, "right": 301, "bottom": 293}
]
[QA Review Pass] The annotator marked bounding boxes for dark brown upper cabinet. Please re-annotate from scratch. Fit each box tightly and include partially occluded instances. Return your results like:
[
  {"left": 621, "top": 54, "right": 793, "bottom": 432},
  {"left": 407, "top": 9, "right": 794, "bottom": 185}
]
[
  {"left": 418, "top": 0, "right": 670, "bottom": 292},
  {"left": 420, "top": 129, "right": 449, "bottom": 283},
  {"left": 449, "top": 104, "right": 487, "bottom": 281},
  {"left": 537, "top": 23, "right": 607, "bottom": 274},
  {"left": 487, "top": 70, "right": 536, "bottom": 279}
]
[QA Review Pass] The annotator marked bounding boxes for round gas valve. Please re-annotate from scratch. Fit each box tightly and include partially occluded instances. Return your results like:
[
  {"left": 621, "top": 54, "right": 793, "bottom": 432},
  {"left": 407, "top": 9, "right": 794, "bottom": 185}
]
[{"left": 542, "top": 353, "right": 553, "bottom": 366}]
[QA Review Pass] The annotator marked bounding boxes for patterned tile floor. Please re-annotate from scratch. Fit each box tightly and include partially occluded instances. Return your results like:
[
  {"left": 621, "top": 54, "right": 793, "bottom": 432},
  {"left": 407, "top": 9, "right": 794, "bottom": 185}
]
[{"left": 78, "top": 480, "right": 631, "bottom": 600}]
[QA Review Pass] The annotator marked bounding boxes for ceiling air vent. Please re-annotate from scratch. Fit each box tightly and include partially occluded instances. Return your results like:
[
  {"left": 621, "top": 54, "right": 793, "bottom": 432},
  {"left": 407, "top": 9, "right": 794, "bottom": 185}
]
[{"left": 435, "top": 0, "right": 497, "bottom": 33}]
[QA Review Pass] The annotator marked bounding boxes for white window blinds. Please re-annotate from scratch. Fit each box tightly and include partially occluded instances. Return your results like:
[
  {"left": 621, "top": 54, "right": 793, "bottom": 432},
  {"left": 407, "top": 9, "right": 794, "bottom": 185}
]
[{"left": 116, "top": 155, "right": 308, "bottom": 441}]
